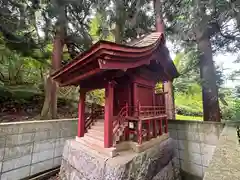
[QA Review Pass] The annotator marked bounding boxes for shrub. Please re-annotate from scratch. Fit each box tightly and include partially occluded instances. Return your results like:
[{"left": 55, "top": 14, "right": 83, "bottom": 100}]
[{"left": 175, "top": 92, "right": 203, "bottom": 117}]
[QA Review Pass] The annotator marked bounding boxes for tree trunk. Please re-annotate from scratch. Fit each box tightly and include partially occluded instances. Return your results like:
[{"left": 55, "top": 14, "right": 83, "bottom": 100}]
[
  {"left": 154, "top": 0, "right": 176, "bottom": 119},
  {"left": 153, "top": 0, "right": 164, "bottom": 33},
  {"left": 40, "top": 75, "right": 52, "bottom": 119},
  {"left": 114, "top": 23, "right": 121, "bottom": 43},
  {"left": 50, "top": 28, "right": 64, "bottom": 118},
  {"left": 40, "top": 26, "right": 64, "bottom": 119},
  {"left": 197, "top": 35, "right": 220, "bottom": 121},
  {"left": 164, "top": 81, "right": 176, "bottom": 119}
]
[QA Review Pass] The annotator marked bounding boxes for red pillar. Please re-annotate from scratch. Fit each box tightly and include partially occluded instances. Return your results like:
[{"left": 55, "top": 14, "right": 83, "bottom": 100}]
[
  {"left": 104, "top": 82, "right": 114, "bottom": 148},
  {"left": 152, "top": 89, "right": 156, "bottom": 137},
  {"left": 78, "top": 89, "right": 86, "bottom": 137},
  {"left": 159, "top": 118, "right": 162, "bottom": 136},
  {"left": 164, "top": 118, "right": 168, "bottom": 133}
]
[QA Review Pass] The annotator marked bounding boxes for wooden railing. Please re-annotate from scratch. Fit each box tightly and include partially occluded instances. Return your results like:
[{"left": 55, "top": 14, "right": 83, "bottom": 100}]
[
  {"left": 127, "top": 103, "right": 166, "bottom": 118},
  {"left": 127, "top": 103, "right": 168, "bottom": 145},
  {"left": 139, "top": 106, "right": 166, "bottom": 117},
  {"left": 85, "top": 104, "right": 104, "bottom": 131},
  {"left": 112, "top": 103, "right": 129, "bottom": 146}
]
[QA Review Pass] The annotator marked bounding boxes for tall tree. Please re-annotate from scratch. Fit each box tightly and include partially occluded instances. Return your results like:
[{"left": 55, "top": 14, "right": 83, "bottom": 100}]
[
  {"left": 95, "top": 0, "right": 154, "bottom": 43},
  {"left": 0, "top": 0, "right": 97, "bottom": 118},
  {"left": 162, "top": 0, "right": 240, "bottom": 121},
  {"left": 154, "top": 0, "right": 176, "bottom": 119}
]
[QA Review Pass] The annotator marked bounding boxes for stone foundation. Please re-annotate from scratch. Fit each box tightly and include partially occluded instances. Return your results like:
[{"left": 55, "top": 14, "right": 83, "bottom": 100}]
[{"left": 59, "top": 138, "right": 181, "bottom": 180}]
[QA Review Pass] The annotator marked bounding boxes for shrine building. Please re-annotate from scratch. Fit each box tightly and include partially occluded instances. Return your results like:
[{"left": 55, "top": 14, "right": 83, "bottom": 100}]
[{"left": 51, "top": 32, "right": 179, "bottom": 157}]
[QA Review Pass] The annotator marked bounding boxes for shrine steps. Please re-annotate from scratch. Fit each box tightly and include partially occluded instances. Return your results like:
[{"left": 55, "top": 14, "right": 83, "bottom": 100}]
[{"left": 76, "top": 119, "right": 117, "bottom": 157}]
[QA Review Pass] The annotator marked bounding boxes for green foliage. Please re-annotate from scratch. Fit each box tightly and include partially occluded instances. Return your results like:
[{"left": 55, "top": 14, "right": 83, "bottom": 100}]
[
  {"left": 95, "top": 0, "right": 154, "bottom": 43},
  {"left": 173, "top": 50, "right": 201, "bottom": 93},
  {"left": 89, "top": 13, "right": 115, "bottom": 42},
  {"left": 86, "top": 89, "right": 105, "bottom": 106},
  {"left": 175, "top": 91, "right": 203, "bottom": 117},
  {"left": 220, "top": 88, "right": 240, "bottom": 120},
  {"left": 176, "top": 114, "right": 202, "bottom": 121}
]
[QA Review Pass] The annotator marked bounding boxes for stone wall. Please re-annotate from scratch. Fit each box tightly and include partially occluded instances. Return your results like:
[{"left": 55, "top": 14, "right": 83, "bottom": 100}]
[
  {"left": 203, "top": 123, "right": 240, "bottom": 180},
  {"left": 168, "top": 120, "right": 224, "bottom": 180},
  {"left": 60, "top": 137, "right": 181, "bottom": 180},
  {"left": 0, "top": 119, "right": 77, "bottom": 180}
]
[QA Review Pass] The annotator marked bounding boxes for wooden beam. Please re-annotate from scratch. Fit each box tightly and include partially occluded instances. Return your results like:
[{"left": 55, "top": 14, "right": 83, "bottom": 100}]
[{"left": 60, "top": 68, "right": 101, "bottom": 86}]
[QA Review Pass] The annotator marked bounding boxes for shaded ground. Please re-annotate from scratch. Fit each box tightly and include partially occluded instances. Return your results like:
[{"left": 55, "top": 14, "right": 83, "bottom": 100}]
[
  {"left": 48, "top": 175, "right": 60, "bottom": 180},
  {"left": 0, "top": 95, "right": 78, "bottom": 123}
]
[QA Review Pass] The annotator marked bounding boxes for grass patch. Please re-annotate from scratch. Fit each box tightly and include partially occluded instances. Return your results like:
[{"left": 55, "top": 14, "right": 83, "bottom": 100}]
[{"left": 176, "top": 114, "right": 203, "bottom": 121}]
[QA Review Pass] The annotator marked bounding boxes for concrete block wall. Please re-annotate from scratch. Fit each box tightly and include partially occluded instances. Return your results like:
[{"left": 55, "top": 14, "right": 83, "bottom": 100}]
[
  {"left": 168, "top": 120, "right": 224, "bottom": 180},
  {"left": 0, "top": 119, "right": 77, "bottom": 180}
]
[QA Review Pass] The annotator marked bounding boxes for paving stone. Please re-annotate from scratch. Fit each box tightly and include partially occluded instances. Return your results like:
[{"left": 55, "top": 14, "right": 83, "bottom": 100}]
[
  {"left": 32, "top": 149, "right": 54, "bottom": 164},
  {"left": 54, "top": 146, "right": 64, "bottom": 157},
  {"left": 4, "top": 143, "right": 33, "bottom": 160},
  {"left": 177, "top": 130, "right": 200, "bottom": 142},
  {"left": 33, "top": 139, "right": 55, "bottom": 153},
  {"left": 34, "top": 131, "right": 57, "bottom": 142},
  {"left": 2, "top": 154, "right": 31, "bottom": 172},
  {"left": 6, "top": 133, "right": 35, "bottom": 147},
  {"left": 169, "top": 129, "right": 177, "bottom": 139},
  {"left": 30, "top": 159, "right": 53, "bottom": 175},
  {"left": 201, "top": 143, "right": 216, "bottom": 153},
  {"left": 1, "top": 166, "right": 30, "bottom": 180},
  {"left": 177, "top": 123, "right": 199, "bottom": 132},
  {"left": 178, "top": 140, "right": 201, "bottom": 153},
  {"left": 179, "top": 150, "right": 202, "bottom": 165},
  {"left": 168, "top": 122, "right": 177, "bottom": 130},
  {"left": 0, "top": 124, "right": 19, "bottom": 136},
  {"left": 0, "top": 161, "right": 2, "bottom": 172},
  {"left": 53, "top": 157, "right": 62, "bottom": 167},
  {"left": 199, "top": 133, "right": 219, "bottom": 145},
  {"left": 172, "top": 157, "right": 180, "bottom": 168},
  {"left": 0, "top": 148, "right": 4, "bottom": 161},
  {"left": 0, "top": 137, "right": 6, "bottom": 148},
  {"left": 180, "top": 159, "right": 203, "bottom": 177},
  {"left": 55, "top": 137, "right": 68, "bottom": 148},
  {"left": 58, "top": 129, "right": 73, "bottom": 138}
]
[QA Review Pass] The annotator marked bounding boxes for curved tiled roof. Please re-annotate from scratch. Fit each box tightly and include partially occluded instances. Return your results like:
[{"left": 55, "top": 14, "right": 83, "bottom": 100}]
[
  {"left": 126, "top": 32, "right": 163, "bottom": 47},
  {"left": 51, "top": 32, "right": 178, "bottom": 86}
]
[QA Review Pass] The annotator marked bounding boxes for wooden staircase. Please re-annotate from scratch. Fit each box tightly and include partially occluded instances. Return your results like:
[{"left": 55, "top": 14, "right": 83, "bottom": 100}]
[{"left": 76, "top": 118, "right": 117, "bottom": 157}]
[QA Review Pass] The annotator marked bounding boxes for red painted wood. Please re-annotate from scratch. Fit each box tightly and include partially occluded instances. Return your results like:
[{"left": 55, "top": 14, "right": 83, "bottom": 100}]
[
  {"left": 104, "top": 82, "right": 114, "bottom": 148},
  {"left": 133, "top": 83, "right": 138, "bottom": 108},
  {"left": 137, "top": 85, "right": 154, "bottom": 106},
  {"left": 152, "top": 119, "right": 156, "bottom": 137},
  {"left": 164, "top": 118, "right": 168, "bottom": 133},
  {"left": 124, "top": 125, "right": 129, "bottom": 141},
  {"left": 52, "top": 43, "right": 179, "bottom": 87},
  {"left": 113, "top": 82, "right": 130, "bottom": 116},
  {"left": 159, "top": 118, "right": 162, "bottom": 136},
  {"left": 60, "top": 68, "right": 101, "bottom": 86},
  {"left": 132, "top": 76, "right": 155, "bottom": 87},
  {"left": 52, "top": 35, "right": 164, "bottom": 78},
  {"left": 78, "top": 90, "right": 86, "bottom": 137},
  {"left": 138, "top": 120, "right": 143, "bottom": 144},
  {"left": 147, "top": 120, "right": 150, "bottom": 140}
]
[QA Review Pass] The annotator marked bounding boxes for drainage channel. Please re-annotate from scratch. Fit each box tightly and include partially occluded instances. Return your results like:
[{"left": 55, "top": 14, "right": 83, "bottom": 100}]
[{"left": 20, "top": 166, "right": 60, "bottom": 180}]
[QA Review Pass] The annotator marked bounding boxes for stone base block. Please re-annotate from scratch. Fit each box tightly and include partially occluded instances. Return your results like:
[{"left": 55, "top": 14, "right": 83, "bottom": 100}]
[{"left": 59, "top": 138, "right": 181, "bottom": 180}]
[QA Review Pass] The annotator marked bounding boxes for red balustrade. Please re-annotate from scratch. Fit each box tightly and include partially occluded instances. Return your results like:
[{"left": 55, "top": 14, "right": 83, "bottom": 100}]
[
  {"left": 85, "top": 104, "right": 104, "bottom": 131},
  {"left": 126, "top": 104, "right": 168, "bottom": 145}
]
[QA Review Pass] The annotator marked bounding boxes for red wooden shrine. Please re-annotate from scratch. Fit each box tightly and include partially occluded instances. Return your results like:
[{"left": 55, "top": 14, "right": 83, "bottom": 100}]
[{"left": 51, "top": 32, "right": 178, "bottom": 149}]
